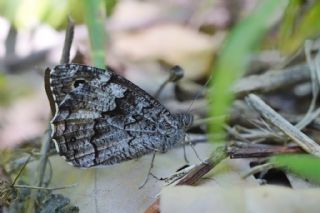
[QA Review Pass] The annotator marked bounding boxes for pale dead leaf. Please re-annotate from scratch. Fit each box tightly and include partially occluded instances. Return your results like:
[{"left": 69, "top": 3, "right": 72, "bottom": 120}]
[
  {"left": 199, "top": 158, "right": 259, "bottom": 187},
  {"left": 161, "top": 185, "right": 320, "bottom": 213},
  {"left": 37, "top": 143, "right": 259, "bottom": 212},
  {"left": 109, "top": 0, "right": 167, "bottom": 31},
  {"left": 40, "top": 144, "right": 216, "bottom": 213},
  {"left": 286, "top": 173, "right": 319, "bottom": 189},
  {"left": 112, "top": 24, "right": 224, "bottom": 79}
]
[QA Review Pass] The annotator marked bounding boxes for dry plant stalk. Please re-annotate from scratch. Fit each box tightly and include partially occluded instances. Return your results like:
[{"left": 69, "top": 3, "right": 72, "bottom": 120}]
[{"left": 246, "top": 94, "right": 320, "bottom": 157}]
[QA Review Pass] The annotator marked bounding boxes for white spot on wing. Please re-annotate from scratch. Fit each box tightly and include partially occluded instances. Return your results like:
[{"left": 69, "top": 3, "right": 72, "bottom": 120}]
[
  {"left": 52, "top": 138, "right": 60, "bottom": 153},
  {"left": 99, "top": 73, "right": 111, "bottom": 82}
]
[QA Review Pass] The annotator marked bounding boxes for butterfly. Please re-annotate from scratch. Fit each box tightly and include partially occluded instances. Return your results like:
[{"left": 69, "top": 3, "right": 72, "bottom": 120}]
[{"left": 44, "top": 64, "right": 193, "bottom": 168}]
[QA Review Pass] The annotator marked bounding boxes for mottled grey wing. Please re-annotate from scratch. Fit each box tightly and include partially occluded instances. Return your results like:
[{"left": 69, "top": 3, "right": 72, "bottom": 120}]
[{"left": 46, "top": 63, "right": 190, "bottom": 168}]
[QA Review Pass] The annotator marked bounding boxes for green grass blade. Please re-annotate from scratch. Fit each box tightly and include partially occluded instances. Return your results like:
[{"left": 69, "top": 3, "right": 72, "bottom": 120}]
[
  {"left": 83, "top": 0, "right": 106, "bottom": 68},
  {"left": 208, "top": 0, "right": 282, "bottom": 142},
  {"left": 270, "top": 154, "right": 320, "bottom": 184}
]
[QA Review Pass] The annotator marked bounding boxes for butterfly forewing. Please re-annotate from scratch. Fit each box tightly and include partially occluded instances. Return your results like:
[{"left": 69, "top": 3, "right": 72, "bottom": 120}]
[{"left": 46, "top": 64, "right": 192, "bottom": 168}]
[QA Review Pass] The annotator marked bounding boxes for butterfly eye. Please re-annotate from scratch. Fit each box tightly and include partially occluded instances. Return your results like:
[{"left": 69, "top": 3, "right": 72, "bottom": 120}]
[{"left": 73, "top": 79, "right": 86, "bottom": 88}]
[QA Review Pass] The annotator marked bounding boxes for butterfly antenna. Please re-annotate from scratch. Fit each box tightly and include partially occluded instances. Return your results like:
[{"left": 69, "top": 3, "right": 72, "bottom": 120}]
[
  {"left": 154, "top": 65, "right": 184, "bottom": 99},
  {"left": 12, "top": 155, "right": 32, "bottom": 186},
  {"left": 186, "top": 74, "right": 212, "bottom": 114}
]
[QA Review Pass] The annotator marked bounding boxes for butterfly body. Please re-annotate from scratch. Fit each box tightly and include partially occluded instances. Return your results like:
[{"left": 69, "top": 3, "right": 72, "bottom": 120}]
[{"left": 45, "top": 64, "right": 193, "bottom": 168}]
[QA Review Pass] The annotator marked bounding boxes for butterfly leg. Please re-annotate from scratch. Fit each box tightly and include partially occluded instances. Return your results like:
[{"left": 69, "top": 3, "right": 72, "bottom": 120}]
[
  {"left": 182, "top": 143, "right": 190, "bottom": 164},
  {"left": 190, "top": 143, "right": 206, "bottom": 164},
  {"left": 186, "top": 134, "right": 207, "bottom": 164},
  {"left": 139, "top": 151, "right": 157, "bottom": 189}
]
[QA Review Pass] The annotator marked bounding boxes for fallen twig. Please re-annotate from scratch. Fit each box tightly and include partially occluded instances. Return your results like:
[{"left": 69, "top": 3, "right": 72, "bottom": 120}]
[
  {"left": 242, "top": 163, "right": 274, "bottom": 179},
  {"left": 228, "top": 144, "right": 303, "bottom": 158},
  {"left": 233, "top": 64, "right": 310, "bottom": 97},
  {"left": 246, "top": 94, "right": 320, "bottom": 157}
]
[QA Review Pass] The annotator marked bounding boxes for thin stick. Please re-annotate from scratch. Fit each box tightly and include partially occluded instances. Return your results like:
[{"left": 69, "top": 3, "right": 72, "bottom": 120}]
[
  {"left": 12, "top": 155, "right": 32, "bottom": 186},
  {"left": 38, "top": 18, "right": 75, "bottom": 187},
  {"left": 37, "top": 131, "right": 51, "bottom": 187},
  {"left": 232, "top": 63, "right": 310, "bottom": 97},
  {"left": 60, "top": 17, "right": 75, "bottom": 64},
  {"left": 14, "top": 184, "right": 77, "bottom": 191},
  {"left": 246, "top": 94, "right": 320, "bottom": 157},
  {"left": 242, "top": 163, "right": 274, "bottom": 179},
  {"left": 27, "top": 19, "right": 75, "bottom": 213},
  {"left": 26, "top": 130, "right": 51, "bottom": 213},
  {"left": 228, "top": 145, "right": 303, "bottom": 158},
  {"left": 295, "top": 41, "right": 320, "bottom": 130}
]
